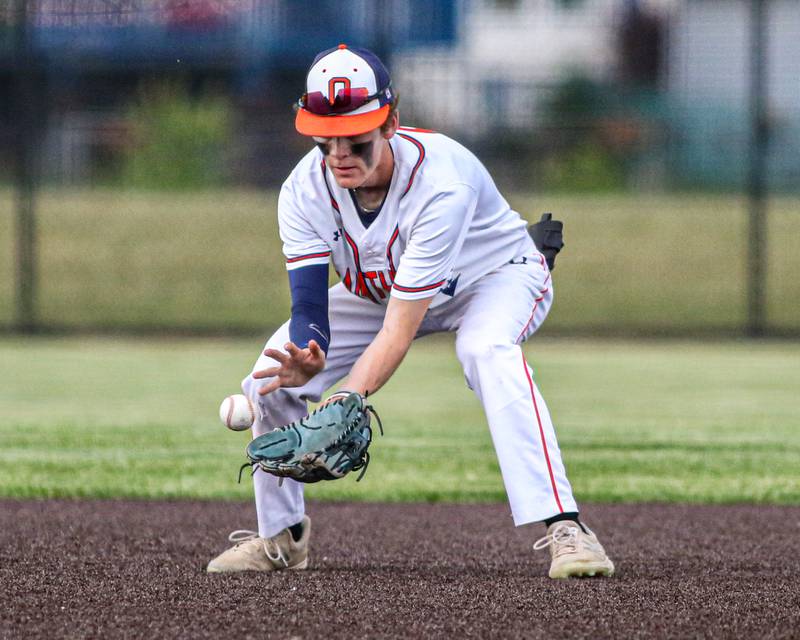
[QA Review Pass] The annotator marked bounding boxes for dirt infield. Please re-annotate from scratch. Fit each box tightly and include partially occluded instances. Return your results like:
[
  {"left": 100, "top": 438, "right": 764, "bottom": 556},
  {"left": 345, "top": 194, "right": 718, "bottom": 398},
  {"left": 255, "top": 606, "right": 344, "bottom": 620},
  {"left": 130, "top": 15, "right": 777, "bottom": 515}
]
[{"left": 2, "top": 500, "right": 799, "bottom": 639}]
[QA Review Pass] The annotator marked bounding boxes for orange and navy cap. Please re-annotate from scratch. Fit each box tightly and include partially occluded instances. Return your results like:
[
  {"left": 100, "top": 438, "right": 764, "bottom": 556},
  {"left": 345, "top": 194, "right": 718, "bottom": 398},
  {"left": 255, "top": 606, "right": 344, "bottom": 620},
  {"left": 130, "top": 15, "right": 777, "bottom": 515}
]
[{"left": 295, "top": 44, "right": 395, "bottom": 137}]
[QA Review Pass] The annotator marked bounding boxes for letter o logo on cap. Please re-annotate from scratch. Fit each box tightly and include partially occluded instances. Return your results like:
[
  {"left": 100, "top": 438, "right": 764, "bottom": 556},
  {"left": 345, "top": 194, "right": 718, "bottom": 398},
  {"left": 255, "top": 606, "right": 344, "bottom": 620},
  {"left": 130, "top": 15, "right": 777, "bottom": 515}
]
[{"left": 327, "top": 77, "right": 350, "bottom": 104}]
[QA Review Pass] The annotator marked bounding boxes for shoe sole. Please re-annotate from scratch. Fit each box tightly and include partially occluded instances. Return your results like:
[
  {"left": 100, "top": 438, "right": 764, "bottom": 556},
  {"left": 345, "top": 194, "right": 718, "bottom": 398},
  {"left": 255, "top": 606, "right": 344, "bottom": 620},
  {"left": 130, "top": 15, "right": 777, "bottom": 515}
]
[
  {"left": 206, "top": 557, "right": 309, "bottom": 573},
  {"left": 549, "top": 560, "right": 615, "bottom": 579}
]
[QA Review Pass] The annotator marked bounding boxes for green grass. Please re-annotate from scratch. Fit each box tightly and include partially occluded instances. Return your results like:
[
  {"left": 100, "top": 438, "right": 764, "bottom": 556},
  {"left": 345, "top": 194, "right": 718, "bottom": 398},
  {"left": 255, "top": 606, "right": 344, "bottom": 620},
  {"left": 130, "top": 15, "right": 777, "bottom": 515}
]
[
  {"left": 1, "top": 189, "right": 798, "bottom": 333},
  {"left": 1, "top": 336, "right": 798, "bottom": 504}
]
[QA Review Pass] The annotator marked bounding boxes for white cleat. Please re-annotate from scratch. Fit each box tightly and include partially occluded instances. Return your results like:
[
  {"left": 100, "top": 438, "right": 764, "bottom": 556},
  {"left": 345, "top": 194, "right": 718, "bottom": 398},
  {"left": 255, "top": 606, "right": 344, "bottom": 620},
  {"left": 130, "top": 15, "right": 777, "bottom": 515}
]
[
  {"left": 533, "top": 521, "right": 615, "bottom": 579},
  {"left": 206, "top": 516, "right": 310, "bottom": 573}
]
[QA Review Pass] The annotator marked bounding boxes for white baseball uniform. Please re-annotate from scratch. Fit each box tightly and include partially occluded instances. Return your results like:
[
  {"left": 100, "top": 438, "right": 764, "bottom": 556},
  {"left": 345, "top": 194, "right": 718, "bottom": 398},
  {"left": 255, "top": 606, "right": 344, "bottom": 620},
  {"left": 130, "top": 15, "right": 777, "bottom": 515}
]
[{"left": 242, "top": 127, "right": 578, "bottom": 537}]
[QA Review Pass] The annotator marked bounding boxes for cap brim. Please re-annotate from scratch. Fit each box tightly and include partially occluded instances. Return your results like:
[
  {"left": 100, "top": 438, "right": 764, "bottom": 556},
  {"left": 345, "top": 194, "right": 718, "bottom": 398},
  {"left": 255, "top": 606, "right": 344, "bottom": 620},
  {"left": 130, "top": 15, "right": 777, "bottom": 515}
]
[{"left": 295, "top": 105, "right": 390, "bottom": 137}]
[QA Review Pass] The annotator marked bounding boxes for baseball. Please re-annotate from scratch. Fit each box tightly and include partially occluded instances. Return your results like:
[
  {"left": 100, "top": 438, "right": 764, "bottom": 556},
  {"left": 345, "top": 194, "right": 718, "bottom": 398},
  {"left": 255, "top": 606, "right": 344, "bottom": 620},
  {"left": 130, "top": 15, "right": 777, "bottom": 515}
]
[{"left": 219, "top": 394, "right": 256, "bottom": 431}]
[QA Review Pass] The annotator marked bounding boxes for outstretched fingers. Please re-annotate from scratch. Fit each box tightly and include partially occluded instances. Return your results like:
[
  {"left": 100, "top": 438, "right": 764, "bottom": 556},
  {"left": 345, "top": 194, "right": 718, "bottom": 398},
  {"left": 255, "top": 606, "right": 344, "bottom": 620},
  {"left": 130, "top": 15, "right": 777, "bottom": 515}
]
[
  {"left": 308, "top": 339, "right": 323, "bottom": 360},
  {"left": 284, "top": 342, "right": 302, "bottom": 358},
  {"left": 252, "top": 365, "right": 281, "bottom": 380},
  {"left": 252, "top": 341, "right": 324, "bottom": 396},
  {"left": 263, "top": 347, "right": 289, "bottom": 364},
  {"left": 253, "top": 346, "right": 293, "bottom": 380},
  {"left": 252, "top": 346, "right": 289, "bottom": 387},
  {"left": 257, "top": 377, "right": 282, "bottom": 396}
]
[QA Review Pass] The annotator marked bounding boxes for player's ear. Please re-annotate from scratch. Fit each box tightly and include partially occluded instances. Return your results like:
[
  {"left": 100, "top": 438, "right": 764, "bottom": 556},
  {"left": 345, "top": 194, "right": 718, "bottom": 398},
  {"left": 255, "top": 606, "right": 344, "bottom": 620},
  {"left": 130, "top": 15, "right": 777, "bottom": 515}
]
[{"left": 381, "top": 109, "right": 399, "bottom": 139}]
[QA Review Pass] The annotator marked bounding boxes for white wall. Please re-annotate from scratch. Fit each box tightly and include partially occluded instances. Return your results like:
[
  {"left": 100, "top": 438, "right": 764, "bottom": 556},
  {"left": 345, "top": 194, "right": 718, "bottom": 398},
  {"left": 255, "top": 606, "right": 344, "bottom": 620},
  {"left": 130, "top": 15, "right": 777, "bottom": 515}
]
[
  {"left": 393, "top": 0, "right": 630, "bottom": 136},
  {"left": 667, "top": 0, "right": 800, "bottom": 115}
]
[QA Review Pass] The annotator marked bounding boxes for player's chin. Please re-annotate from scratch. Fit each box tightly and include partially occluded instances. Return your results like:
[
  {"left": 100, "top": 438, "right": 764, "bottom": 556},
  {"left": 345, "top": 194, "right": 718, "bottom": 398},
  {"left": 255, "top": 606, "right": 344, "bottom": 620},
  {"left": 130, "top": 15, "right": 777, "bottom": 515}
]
[{"left": 330, "top": 168, "right": 364, "bottom": 189}]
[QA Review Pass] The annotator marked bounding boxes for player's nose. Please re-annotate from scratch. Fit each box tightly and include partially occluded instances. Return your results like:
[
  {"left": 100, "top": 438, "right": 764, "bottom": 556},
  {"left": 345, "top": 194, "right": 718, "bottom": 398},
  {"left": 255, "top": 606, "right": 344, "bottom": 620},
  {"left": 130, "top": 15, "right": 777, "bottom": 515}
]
[{"left": 328, "top": 138, "right": 351, "bottom": 159}]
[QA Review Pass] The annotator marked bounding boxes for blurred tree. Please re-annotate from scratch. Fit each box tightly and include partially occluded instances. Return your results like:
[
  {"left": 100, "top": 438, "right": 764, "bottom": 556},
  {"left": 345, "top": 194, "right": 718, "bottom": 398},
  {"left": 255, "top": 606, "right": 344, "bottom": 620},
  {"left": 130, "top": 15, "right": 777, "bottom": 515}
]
[{"left": 121, "top": 82, "right": 231, "bottom": 189}]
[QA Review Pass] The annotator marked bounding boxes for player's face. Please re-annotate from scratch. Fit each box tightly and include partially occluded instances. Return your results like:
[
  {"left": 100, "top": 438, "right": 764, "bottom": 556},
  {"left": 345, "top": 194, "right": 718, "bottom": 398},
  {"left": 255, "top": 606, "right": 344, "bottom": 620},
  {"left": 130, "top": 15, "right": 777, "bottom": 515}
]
[{"left": 313, "top": 129, "right": 384, "bottom": 189}]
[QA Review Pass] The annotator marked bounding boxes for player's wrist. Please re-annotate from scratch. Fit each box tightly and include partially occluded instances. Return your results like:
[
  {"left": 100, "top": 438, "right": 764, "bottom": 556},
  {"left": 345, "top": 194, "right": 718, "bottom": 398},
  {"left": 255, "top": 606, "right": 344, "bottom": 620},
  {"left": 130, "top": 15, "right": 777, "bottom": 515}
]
[{"left": 326, "top": 389, "right": 356, "bottom": 403}]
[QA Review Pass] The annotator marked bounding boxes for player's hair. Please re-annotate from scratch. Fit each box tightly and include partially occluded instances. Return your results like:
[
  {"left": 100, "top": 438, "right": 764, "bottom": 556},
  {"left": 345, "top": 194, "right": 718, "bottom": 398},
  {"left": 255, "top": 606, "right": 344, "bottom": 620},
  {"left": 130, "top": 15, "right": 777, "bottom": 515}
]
[{"left": 381, "top": 92, "right": 400, "bottom": 134}]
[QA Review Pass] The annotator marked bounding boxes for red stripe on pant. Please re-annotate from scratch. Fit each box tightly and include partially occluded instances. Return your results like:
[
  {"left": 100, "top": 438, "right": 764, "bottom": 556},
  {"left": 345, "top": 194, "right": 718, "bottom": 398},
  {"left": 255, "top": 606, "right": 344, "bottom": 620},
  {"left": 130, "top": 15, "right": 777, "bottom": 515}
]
[{"left": 520, "top": 349, "right": 564, "bottom": 513}]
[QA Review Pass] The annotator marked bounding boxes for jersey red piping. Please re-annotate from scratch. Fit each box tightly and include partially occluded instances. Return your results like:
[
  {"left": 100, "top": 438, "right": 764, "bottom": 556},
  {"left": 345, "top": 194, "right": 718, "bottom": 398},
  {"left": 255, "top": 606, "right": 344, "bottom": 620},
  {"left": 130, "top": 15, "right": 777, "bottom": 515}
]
[
  {"left": 320, "top": 159, "right": 340, "bottom": 212},
  {"left": 392, "top": 279, "right": 445, "bottom": 293},
  {"left": 386, "top": 224, "right": 400, "bottom": 274},
  {"left": 396, "top": 132, "right": 425, "bottom": 198},
  {"left": 398, "top": 126, "right": 436, "bottom": 134},
  {"left": 286, "top": 251, "right": 332, "bottom": 264}
]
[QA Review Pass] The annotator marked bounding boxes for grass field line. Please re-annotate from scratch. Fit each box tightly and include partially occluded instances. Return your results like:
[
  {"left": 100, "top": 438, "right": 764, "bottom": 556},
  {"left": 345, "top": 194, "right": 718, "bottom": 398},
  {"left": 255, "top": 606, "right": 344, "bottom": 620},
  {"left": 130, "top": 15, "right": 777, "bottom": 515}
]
[{"left": 1, "top": 335, "right": 799, "bottom": 503}]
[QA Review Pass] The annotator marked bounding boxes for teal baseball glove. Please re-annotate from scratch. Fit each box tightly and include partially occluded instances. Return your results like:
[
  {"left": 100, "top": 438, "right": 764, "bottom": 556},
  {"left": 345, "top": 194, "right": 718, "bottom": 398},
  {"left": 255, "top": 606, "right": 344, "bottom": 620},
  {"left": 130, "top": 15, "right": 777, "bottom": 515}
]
[{"left": 239, "top": 392, "right": 383, "bottom": 484}]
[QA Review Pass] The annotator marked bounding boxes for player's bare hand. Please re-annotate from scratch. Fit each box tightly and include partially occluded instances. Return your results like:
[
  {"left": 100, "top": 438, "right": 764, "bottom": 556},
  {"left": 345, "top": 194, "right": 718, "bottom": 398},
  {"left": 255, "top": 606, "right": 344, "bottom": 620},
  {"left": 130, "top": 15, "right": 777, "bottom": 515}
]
[{"left": 253, "top": 340, "right": 326, "bottom": 395}]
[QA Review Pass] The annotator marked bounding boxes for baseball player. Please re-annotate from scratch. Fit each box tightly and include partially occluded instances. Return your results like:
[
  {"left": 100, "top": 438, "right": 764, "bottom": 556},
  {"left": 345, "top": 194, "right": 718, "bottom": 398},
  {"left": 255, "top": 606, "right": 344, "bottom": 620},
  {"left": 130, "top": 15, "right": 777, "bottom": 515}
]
[{"left": 206, "top": 44, "right": 614, "bottom": 579}]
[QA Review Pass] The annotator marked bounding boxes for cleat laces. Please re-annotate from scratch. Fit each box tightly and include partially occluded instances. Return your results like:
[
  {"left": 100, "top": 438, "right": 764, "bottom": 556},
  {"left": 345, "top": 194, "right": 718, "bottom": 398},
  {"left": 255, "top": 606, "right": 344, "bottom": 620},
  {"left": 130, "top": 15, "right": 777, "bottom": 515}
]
[
  {"left": 533, "top": 523, "right": 580, "bottom": 557},
  {"left": 228, "top": 529, "right": 259, "bottom": 544},
  {"left": 264, "top": 538, "right": 289, "bottom": 568},
  {"left": 225, "top": 529, "right": 289, "bottom": 567}
]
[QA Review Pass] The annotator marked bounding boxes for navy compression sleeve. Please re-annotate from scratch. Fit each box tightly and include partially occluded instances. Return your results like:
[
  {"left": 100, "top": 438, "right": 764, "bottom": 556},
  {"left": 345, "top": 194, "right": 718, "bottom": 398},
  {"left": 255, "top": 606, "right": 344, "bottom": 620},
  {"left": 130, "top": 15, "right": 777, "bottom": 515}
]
[{"left": 288, "top": 264, "right": 330, "bottom": 354}]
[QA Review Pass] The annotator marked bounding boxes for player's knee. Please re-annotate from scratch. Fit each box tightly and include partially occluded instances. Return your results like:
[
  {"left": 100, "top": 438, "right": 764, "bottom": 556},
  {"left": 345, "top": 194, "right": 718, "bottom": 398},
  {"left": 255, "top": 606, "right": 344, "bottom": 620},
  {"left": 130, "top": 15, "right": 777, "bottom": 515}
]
[
  {"left": 455, "top": 334, "right": 512, "bottom": 367},
  {"left": 242, "top": 375, "right": 300, "bottom": 406},
  {"left": 243, "top": 382, "right": 309, "bottom": 437},
  {"left": 240, "top": 374, "right": 261, "bottom": 403},
  {"left": 241, "top": 375, "right": 283, "bottom": 417}
]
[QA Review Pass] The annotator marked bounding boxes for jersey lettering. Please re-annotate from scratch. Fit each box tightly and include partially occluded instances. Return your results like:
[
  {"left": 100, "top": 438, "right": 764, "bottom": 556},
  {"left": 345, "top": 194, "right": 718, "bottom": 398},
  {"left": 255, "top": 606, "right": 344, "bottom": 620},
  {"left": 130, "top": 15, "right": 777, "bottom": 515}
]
[
  {"left": 342, "top": 267, "right": 392, "bottom": 302},
  {"left": 339, "top": 227, "right": 403, "bottom": 302},
  {"left": 342, "top": 265, "right": 396, "bottom": 301}
]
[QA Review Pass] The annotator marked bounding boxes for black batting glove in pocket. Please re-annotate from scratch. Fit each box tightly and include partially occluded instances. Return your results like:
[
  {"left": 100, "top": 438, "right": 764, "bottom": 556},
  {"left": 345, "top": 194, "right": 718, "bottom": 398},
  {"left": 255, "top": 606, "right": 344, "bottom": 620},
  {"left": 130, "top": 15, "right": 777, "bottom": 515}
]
[{"left": 528, "top": 212, "right": 565, "bottom": 271}]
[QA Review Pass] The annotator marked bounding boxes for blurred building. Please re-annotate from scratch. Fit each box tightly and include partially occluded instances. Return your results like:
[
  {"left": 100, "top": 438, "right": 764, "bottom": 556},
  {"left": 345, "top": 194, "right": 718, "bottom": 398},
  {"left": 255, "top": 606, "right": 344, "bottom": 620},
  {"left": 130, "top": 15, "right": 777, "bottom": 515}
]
[
  {"left": 395, "top": 0, "right": 798, "bottom": 191},
  {"left": 667, "top": 0, "right": 800, "bottom": 189},
  {"left": 396, "top": 0, "right": 632, "bottom": 137},
  {"left": 1, "top": 0, "right": 798, "bottom": 191},
  {"left": 0, "top": 0, "right": 457, "bottom": 186}
]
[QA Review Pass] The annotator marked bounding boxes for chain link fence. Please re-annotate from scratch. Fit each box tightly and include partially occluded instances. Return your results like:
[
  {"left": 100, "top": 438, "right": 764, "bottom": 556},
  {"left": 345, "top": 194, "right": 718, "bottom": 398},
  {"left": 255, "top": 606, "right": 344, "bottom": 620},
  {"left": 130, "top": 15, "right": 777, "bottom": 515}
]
[{"left": 1, "top": 0, "right": 798, "bottom": 336}]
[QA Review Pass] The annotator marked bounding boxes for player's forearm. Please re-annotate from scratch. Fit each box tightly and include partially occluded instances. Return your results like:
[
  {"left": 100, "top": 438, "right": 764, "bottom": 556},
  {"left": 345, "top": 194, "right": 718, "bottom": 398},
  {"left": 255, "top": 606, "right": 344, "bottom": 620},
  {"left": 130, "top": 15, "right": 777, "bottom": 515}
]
[
  {"left": 339, "top": 295, "right": 432, "bottom": 397},
  {"left": 340, "top": 326, "right": 414, "bottom": 396},
  {"left": 288, "top": 264, "right": 330, "bottom": 353}
]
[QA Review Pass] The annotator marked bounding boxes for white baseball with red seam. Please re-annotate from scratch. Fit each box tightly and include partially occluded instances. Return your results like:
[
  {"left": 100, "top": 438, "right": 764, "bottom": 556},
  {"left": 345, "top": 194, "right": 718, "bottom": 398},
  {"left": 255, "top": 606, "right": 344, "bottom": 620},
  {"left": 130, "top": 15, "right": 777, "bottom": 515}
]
[{"left": 219, "top": 394, "right": 256, "bottom": 431}]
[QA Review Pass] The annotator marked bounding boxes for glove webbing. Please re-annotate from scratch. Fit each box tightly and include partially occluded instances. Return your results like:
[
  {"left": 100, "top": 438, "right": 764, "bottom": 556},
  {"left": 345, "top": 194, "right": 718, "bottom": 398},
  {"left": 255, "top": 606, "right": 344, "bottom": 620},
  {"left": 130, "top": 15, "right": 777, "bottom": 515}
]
[{"left": 237, "top": 400, "right": 383, "bottom": 483}]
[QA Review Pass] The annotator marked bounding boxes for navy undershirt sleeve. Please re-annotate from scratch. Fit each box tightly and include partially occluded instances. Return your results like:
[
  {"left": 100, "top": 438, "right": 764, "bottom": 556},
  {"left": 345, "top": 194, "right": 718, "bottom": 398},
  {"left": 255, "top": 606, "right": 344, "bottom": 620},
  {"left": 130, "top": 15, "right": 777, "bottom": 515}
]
[{"left": 288, "top": 264, "right": 331, "bottom": 354}]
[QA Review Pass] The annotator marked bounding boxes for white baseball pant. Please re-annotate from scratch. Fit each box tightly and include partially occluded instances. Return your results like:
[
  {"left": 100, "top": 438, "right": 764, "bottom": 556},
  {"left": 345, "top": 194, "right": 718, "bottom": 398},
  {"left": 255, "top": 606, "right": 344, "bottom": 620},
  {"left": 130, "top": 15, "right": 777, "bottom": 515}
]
[{"left": 241, "top": 254, "right": 578, "bottom": 538}]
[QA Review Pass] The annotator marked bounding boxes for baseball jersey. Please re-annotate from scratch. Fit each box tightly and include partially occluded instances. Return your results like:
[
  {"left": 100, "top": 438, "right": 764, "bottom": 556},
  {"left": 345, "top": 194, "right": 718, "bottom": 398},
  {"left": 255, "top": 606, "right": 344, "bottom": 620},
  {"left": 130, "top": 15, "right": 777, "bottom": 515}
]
[{"left": 278, "top": 127, "right": 539, "bottom": 308}]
